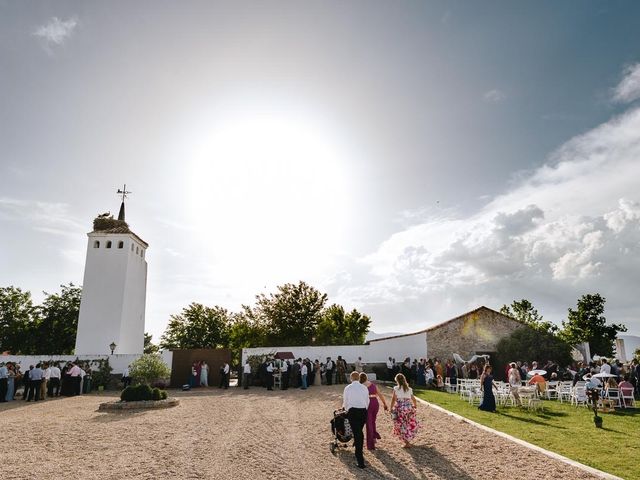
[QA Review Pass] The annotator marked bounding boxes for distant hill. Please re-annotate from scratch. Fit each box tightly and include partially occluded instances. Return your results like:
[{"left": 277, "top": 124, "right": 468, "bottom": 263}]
[{"left": 365, "top": 331, "right": 403, "bottom": 341}]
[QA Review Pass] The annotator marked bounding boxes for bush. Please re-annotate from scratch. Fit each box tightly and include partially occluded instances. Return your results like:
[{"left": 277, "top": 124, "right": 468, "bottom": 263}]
[
  {"left": 120, "top": 384, "right": 162, "bottom": 402},
  {"left": 161, "top": 390, "right": 168, "bottom": 400},
  {"left": 128, "top": 354, "right": 171, "bottom": 386}
]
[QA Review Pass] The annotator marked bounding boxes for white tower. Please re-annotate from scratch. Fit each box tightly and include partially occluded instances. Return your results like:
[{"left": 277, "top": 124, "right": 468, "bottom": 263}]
[{"left": 75, "top": 188, "right": 148, "bottom": 355}]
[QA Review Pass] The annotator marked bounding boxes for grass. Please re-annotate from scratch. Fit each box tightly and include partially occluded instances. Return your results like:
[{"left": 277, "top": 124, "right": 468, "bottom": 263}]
[{"left": 414, "top": 389, "right": 640, "bottom": 480}]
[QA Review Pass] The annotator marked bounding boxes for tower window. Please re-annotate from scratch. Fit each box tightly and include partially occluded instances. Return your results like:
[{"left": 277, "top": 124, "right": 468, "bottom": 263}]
[
  {"left": 131, "top": 244, "right": 134, "bottom": 252},
  {"left": 141, "top": 250, "right": 145, "bottom": 258},
  {"left": 106, "top": 241, "right": 112, "bottom": 249},
  {"left": 136, "top": 246, "right": 139, "bottom": 254},
  {"left": 93, "top": 241, "right": 100, "bottom": 248},
  {"left": 118, "top": 241, "right": 124, "bottom": 249}
]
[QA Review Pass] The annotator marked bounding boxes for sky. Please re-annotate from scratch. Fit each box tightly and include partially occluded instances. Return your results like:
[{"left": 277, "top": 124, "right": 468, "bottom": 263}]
[{"left": 1, "top": 1, "right": 640, "bottom": 341}]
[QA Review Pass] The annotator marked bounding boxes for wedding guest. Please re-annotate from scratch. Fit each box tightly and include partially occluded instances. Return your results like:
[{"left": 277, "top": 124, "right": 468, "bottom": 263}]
[
  {"left": 41, "top": 363, "right": 50, "bottom": 400},
  {"left": 218, "top": 364, "right": 225, "bottom": 388},
  {"left": 386, "top": 357, "right": 394, "bottom": 381},
  {"left": 354, "top": 357, "right": 363, "bottom": 372},
  {"left": 0, "top": 362, "right": 8, "bottom": 402},
  {"left": 6, "top": 363, "right": 16, "bottom": 401},
  {"left": 266, "top": 360, "right": 274, "bottom": 391},
  {"left": 290, "top": 359, "right": 300, "bottom": 388},
  {"left": 243, "top": 360, "right": 251, "bottom": 389},
  {"left": 390, "top": 373, "right": 419, "bottom": 448},
  {"left": 68, "top": 362, "right": 82, "bottom": 396},
  {"left": 342, "top": 371, "right": 369, "bottom": 468},
  {"left": 22, "top": 365, "right": 33, "bottom": 400},
  {"left": 325, "top": 357, "right": 334, "bottom": 385},
  {"left": 201, "top": 361, "right": 209, "bottom": 387},
  {"left": 49, "top": 363, "right": 61, "bottom": 397},
  {"left": 507, "top": 362, "right": 522, "bottom": 407},
  {"left": 27, "top": 363, "right": 44, "bottom": 402},
  {"left": 122, "top": 365, "right": 132, "bottom": 388},
  {"left": 313, "top": 360, "right": 322, "bottom": 386},
  {"left": 223, "top": 362, "right": 230, "bottom": 389},
  {"left": 478, "top": 365, "right": 497, "bottom": 412},
  {"left": 359, "top": 372, "right": 388, "bottom": 451},
  {"left": 336, "top": 356, "right": 346, "bottom": 385},
  {"left": 281, "top": 360, "right": 289, "bottom": 390},
  {"left": 300, "top": 361, "right": 308, "bottom": 389}
]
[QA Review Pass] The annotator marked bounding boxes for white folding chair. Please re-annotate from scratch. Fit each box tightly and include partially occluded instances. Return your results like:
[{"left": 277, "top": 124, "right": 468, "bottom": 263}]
[
  {"left": 606, "top": 388, "right": 622, "bottom": 408},
  {"left": 571, "top": 386, "right": 588, "bottom": 407},
  {"left": 620, "top": 387, "right": 636, "bottom": 408}
]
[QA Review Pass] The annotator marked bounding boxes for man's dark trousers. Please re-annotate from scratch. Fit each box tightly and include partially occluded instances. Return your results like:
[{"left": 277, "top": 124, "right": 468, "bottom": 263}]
[
  {"left": 0, "top": 378, "right": 7, "bottom": 402},
  {"left": 346, "top": 407, "right": 367, "bottom": 467}
]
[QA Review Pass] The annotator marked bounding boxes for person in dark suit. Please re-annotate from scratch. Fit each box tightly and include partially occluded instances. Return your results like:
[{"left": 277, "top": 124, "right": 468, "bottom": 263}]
[
  {"left": 22, "top": 365, "right": 32, "bottom": 400},
  {"left": 325, "top": 357, "right": 334, "bottom": 385}
]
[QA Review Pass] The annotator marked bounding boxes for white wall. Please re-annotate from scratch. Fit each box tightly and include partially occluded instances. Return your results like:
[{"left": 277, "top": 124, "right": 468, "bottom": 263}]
[
  {"left": 75, "top": 232, "right": 147, "bottom": 355},
  {"left": 0, "top": 351, "right": 173, "bottom": 376},
  {"left": 241, "top": 332, "right": 427, "bottom": 366}
]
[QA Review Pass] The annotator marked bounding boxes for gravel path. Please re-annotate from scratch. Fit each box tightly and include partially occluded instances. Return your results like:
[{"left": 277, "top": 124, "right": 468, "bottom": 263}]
[{"left": 0, "top": 385, "right": 600, "bottom": 480}]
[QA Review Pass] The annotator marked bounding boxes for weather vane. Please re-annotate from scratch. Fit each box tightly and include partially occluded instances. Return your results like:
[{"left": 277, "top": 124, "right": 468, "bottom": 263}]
[
  {"left": 117, "top": 184, "right": 132, "bottom": 203},
  {"left": 116, "top": 184, "right": 132, "bottom": 222}
]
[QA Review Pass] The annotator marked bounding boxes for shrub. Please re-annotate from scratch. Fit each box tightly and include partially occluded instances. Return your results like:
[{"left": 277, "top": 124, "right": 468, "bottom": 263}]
[
  {"left": 120, "top": 384, "right": 158, "bottom": 402},
  {"left": 160, "top": 390, "right": 168, "bottom": 400},
  {"left": 128, "top": 354, "right": 171, "bottom": 386},
  {"left": 152, "top": 387, "right": 162, "bottom": 401}
]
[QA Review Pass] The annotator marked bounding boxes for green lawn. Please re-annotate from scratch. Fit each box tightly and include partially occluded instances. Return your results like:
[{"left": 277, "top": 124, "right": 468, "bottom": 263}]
[{"left": 414, "top": 389, "right": 640, "bottom": 480}]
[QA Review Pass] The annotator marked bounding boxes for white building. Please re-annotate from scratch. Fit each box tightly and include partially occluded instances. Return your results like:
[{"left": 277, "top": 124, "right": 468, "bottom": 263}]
[{"left": 74, "top": 202, "right": 148, "bottom": 355}]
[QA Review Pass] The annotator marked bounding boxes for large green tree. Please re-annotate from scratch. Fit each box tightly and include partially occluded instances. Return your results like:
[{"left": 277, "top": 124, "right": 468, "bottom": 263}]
[
  {"left": 144, "top": 333, "right": 159, "bottom": 354},
  {"left": 0, "top": 286, "right": 36, "bottom": 353},
  {"left": 159, "top": 303, "right": 232, "bottom": 349},
  {"left": 255, "top": 281, "right": 327, "bottom": 346},
  {"left": 500, "top": 299, "right": 557, "bottom": 333},
  {"left": 34, "top": 283, "right": 82, "bottom": 354},
  {"left": 495, "top": 326, "right": 574, "bottom": 379},
  {"left": 316, "top": 304, "right": 371, "bottom": 345},
  {"left": 560, "top": 294, "right": 626, "bottom": 357}
]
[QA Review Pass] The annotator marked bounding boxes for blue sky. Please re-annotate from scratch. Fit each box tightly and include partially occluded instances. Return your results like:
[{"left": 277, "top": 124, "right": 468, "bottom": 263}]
[{"left": 1, "top": 2, "right": 640, "bottom": 341}]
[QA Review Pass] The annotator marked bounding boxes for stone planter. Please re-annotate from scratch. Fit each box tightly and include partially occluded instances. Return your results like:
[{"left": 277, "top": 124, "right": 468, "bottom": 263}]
[{"left": 98, "top": 397, "right": 180, "bottom": 411}]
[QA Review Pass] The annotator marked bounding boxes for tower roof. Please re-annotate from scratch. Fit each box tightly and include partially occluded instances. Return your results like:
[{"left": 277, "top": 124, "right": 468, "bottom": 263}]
[{"left": 91, "top": 216, "right": 148, "bottom": 246}]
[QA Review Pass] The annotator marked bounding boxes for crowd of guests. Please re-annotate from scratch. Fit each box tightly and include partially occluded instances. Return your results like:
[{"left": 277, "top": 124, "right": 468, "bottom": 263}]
[
  {"left": 185, "top": 361, "right": 230, "bottom": 389},
  {"left": 0, "top": 360, "right": 93, "bottom": 402}
]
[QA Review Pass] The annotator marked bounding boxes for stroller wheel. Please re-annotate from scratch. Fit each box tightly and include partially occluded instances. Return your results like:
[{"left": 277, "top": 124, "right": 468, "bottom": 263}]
[{"left": 330, "top": 442, "right": 337, "bottom": 455}]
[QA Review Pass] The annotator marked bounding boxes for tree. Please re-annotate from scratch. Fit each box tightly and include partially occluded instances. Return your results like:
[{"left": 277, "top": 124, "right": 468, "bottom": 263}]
[
  {"left": 560, "top": 294, "right": 627, "bottom": 357},
  {"left": 128, "top": 354, "right": 171, "bottom": 385},
  {"left": 500, "top": 299, "right": 557, "bottom": 334},
  {"left": 495, "top": 326, "right": 574, "bottom": 379},
  {"left": 144, "top": 333, "right": 159, "bottom": 354},
  {"left": 0, "top": 286, "right": 37, "bottom": 353},
  {"left": 316, "top": 304, "right": 371, "bottom": 345},
  {"left": 159, "top": 303, "right": 231, "bottom": 349},
  {"left": 255, "top": 281, "right": 327, "bottom": 346},
  {"left": 34, "top": 283, "right": 82, "bottom": 354}
]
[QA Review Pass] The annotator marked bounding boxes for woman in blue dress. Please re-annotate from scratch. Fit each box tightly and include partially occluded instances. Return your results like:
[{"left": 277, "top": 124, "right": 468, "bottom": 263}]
[
  {"left": 478, "top": 365, "right": 497, "bottom": 412},
  {"left": 6, "top": 363, "right": 16, "bottom": 401}
]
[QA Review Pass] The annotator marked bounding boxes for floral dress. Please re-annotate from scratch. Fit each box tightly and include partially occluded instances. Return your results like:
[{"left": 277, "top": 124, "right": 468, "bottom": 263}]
[{"left": 392, "top": 386, "right": 420, "bottom": 442}]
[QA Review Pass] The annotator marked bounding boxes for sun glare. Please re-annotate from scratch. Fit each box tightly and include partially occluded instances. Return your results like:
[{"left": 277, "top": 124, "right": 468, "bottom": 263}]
[{"left": 187, "top": 112, "right": 352, "bottom": 277}]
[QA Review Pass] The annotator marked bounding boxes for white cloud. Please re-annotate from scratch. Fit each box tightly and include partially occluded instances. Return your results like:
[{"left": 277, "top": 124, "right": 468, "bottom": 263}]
[
  {"left": 33, "top": 16, "right": 78, "bottom": 51},
  {"left": 0, "top": 198, "right": 84, "bottom": 237},
  {"left": 336, "top": 99, "right": 640, "bottom": 333},
  {"left": 612, "top": 63, "right": 640, "bottom": 104},
  {"left": 483, "top": 89, "right": 506, "bottom": 103}
]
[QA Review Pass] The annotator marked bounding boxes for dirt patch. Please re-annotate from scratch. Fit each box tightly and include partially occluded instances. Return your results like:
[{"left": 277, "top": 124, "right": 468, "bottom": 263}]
[{"left": 0, "top": 385, "right": 600, "bottom": 479}]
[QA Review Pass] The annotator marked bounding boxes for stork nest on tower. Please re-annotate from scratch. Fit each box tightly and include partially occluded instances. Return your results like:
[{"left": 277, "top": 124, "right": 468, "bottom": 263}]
[{"left": 93, "top": 215, "right": 130, "bottom": 233}]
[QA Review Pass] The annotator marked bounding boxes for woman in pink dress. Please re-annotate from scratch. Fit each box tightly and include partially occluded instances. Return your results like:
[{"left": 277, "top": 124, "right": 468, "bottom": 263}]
[{"left": 359, "top": 372, "right": 388, "bottom": 450}]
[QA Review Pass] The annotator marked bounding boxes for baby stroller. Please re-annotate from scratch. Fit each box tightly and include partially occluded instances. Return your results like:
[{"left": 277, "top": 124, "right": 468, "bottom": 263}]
[{"left": 330, "top": 408, "right": 353, "bottom": 454}]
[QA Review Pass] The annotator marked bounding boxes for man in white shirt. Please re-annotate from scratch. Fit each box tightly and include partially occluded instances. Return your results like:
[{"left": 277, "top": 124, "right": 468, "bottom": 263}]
[
  {"left": 325, "top": 357, "right": 334, "bottom": 385},
  {"left": 243, "top": 360, "right": 251, "bottom": 390},
  {"left": 281, "top": 360, "right": 289, "bottom": 390},
  {"left": 28, "top": 363, "right": 44, "bottom": 401},
  {"left": 386, "top": 357, "right": 394, "bottom": 381},
  {"left": 0, "top": 362, "right": 8, "bottom": 403},
  {"left": 48, "top": 364, "right": 61, "bottom": 397},
  {"left": 600, "top": 360, "right": 611, "bottom": 375},
  {"left": 300, "top": 362, "right": 308, "bottom": 390},
  {"left": 223, "top": 363, "right": 230, "bottom": 389},
  {"left": 354, "top": 357, "right": 363, "bottom": 372},
  {"left": 266, "top": 361, "right": 274, "bottom": 391},
  {"left": 342, "top": 371, "right": 369, "bottom": 469},
  {"left": 68, "top": 362, "right": 82, "bottom": 396},
  {"left": 41, "top": 363, "right": 51, "bottom": 400}
]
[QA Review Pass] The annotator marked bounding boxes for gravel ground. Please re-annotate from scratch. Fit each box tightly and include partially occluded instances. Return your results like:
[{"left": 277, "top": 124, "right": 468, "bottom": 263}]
[{"left": 0, "top": 385, "right": 600, "bottom": 480}]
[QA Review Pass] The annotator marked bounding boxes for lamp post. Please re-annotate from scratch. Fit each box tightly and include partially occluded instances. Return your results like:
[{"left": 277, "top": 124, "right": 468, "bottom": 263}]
[{"left": 109, "top": 342, "right": 117, "bottom": 355}]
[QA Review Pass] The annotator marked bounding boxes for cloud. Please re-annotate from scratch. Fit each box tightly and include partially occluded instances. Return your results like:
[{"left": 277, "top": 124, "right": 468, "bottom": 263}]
[
  {"left": 335, "top": 97, "right": 640, "bottom": 333},
  {"left": 32, "top": 16, "right": 78, "bottom": 51},
  {"left": 0, "top": 198, "right": 84, "bottom": 237},
  {"left": 612, "top": 63, "right": 640, "bottom": 104},
  {"left": 483, "top": 89, "right": 506, "bottom": 103}
]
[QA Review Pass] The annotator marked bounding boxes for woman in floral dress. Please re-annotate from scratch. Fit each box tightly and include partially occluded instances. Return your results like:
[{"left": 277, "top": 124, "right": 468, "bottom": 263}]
[{"left": 390, "top": 373, "right": 420, "bottom": 448}]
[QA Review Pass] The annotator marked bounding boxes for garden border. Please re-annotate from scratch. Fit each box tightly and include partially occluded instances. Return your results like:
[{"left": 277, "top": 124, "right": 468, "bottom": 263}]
[
  {"left": 414, "top": 396, "right": 622, "bottom": 480},
  {"left": 98, "top": 398, "right": 180, "bottom": 411}
]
